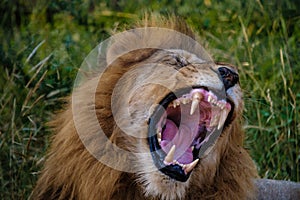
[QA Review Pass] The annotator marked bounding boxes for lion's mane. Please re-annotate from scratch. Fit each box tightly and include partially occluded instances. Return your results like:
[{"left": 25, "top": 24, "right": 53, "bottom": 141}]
[{"left": 31, "top": 14, "right": 258, "bottom": 200}]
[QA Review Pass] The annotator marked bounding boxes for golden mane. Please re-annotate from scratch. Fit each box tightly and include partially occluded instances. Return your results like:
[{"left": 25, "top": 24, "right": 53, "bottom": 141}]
[{"left": 31, "top": 14, "right": 260, "bottom": 200}]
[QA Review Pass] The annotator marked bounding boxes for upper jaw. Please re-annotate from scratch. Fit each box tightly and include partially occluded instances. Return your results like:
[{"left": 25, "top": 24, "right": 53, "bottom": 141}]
[{"left": 148, "top": 86, "right": 233, "bottom": 182}]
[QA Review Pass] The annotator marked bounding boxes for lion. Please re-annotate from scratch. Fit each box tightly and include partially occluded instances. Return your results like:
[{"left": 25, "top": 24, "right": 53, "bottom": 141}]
[{"left": 31, "top": 15, "right": 299, "bottom": 200}]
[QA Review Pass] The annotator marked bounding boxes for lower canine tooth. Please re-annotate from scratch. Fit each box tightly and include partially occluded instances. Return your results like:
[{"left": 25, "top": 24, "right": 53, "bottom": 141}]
[
  {"left": 164, "top": 145, "right": 176, "bottom": 164},
  {"left": 173, "top": 102, "right": 176, "bottom": 108},
  {"left": 157, "top": 132, "right": 161, "bottom": 139},
  {"left": 185, "top": 159, "right": 199, "bottom": 174}
]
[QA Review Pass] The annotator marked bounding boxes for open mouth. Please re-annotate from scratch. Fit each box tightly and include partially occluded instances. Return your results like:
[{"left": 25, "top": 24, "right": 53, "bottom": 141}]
[{"left": 148, "top": 87, "right": 233, "bottom": 182}]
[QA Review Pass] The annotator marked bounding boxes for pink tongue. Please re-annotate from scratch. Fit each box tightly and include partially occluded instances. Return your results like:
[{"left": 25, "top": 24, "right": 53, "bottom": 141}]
[{"left": 161, "top": 119, "right": 196, "bottom": 164}]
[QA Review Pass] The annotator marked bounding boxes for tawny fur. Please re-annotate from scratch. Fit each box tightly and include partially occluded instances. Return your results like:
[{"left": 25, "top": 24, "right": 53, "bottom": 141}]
[{"left": 32, "top": 14, "right": 258, "bottom": 200}]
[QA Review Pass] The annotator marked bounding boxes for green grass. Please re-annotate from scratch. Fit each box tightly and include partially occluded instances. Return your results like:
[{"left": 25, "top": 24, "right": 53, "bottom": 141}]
[{"left": 0, "top": 0, "right": 299, "bottom": 199}]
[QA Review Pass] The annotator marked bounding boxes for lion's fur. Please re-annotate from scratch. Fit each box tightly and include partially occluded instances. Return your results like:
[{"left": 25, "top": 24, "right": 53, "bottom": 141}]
[{"left": 32, "top": 14, "right": 258, "bottom": 200}]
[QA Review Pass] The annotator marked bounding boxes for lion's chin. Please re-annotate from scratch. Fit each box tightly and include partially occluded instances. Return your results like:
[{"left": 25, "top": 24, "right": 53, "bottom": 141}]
[
  {"left": 138, "top": 169, "right": 190, "bottom": 199},
  {"left": 133, "top": 142, "right": 188, "bottom": 199}
]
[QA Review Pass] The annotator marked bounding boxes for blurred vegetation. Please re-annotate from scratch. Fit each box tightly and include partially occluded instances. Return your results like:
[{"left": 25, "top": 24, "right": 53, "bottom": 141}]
[{"left": 0, "top": 0, "right": 299, "bottom": 199}]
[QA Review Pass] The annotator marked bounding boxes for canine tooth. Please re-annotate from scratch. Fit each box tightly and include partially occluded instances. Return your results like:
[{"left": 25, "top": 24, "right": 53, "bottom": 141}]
[
  {"left": 158, "top": 138, "right": 161, "bottom": 144},
  {"left": 210, "top": 114, "right": 219, "bottom": 127},
  {"left": 190, "top": 98, "right": 199, "bottom": 115},
  {"left": 190, "top": 92, "right": 203, "bottom": 115},
  {"left": 173, "top": 101, "right": 177, "bottom": 108},
  {"left": 164, "top": 145, "right": 176, "bottom": 164},
  {"left": 218, "top": 109, "right": 229, "bottom": 130},
  {"left": 185, "top": 159, "right": 199, "bottom": 174},
  {"left": 157, "top": 132, "right": 162, "bottom": 139}
]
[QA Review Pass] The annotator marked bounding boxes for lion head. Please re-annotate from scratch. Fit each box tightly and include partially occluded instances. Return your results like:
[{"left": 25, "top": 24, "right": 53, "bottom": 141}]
[{"left": 32, "top": 15, "right": 258, "bottom": 200}]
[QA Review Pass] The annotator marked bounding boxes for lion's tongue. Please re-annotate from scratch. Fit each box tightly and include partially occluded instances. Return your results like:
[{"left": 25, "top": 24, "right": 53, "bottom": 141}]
[{"left": 161, "top": 119, "right": 198, "bottom": 164}]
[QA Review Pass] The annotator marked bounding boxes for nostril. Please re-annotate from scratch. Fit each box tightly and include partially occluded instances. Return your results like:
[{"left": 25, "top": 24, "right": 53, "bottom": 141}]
[{"left": 218, "top": 67, "right": 239, "bottom": 90}]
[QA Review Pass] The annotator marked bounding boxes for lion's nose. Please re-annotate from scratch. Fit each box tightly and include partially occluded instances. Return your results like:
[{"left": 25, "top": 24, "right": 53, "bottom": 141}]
[{"left": 218, "top": 67, "right": 239, "bottom": 91}]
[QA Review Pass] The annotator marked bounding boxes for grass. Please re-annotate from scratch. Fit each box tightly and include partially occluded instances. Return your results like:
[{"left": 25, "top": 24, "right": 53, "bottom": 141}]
[{"left": 0, "top": 0, "right": 299, "bottom": 199}]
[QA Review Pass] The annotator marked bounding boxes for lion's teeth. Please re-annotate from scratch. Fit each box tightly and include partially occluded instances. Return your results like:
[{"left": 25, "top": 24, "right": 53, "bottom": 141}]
[
  {"left": 173, "top": 102, "right": 176, "bottom": 108},
  {"left": 207, "top": 94, "right": 212, "bottom": 103},
  {"left": 190, "top": 92, "right": 203, "bottom": 115},
  {"left": 190, "top": 98, "right": 199, "bottom": 115},
  {"left": 216, "top": 100, "right": 225, "bottom": 109},
  {"left": 185, "top": 159, "right": 199, "bottom": 174},
  {"left": 157, "top": 132, "right": 161, "bottom": 139},
  {"left": 210, "top": 114, "right": 220, "bottom": 127},
  {"left": 218, "top": 108, "right": 229, "bottom": 130},
  {"left": 164, "top": 145, "right": 176, "bottom": 164}
]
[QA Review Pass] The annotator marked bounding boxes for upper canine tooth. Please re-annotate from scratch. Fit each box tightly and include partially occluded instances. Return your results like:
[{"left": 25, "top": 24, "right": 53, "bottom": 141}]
[
  {"left": 190, "top": 92, "right": 203, "bottom": 115},
  {"left": 164, "top": 145, "right": 176, "bottom": 165},
  {"left": 217, "top": 108, "right": 229, "bottom": 130},
  {"left": 185, "top": 159, "right": 199, "bottom": 174},
  {"left": 210, "top": 114, "right": 220, "bottom": 127},
  {"left": 190, "top": 98, "right": 199, "bottom": 115}
]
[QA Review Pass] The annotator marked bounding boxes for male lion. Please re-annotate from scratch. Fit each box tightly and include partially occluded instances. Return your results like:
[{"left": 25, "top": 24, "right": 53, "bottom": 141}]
[{"left": 31, "top": 15, "right": 299, "bottom": 200}]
